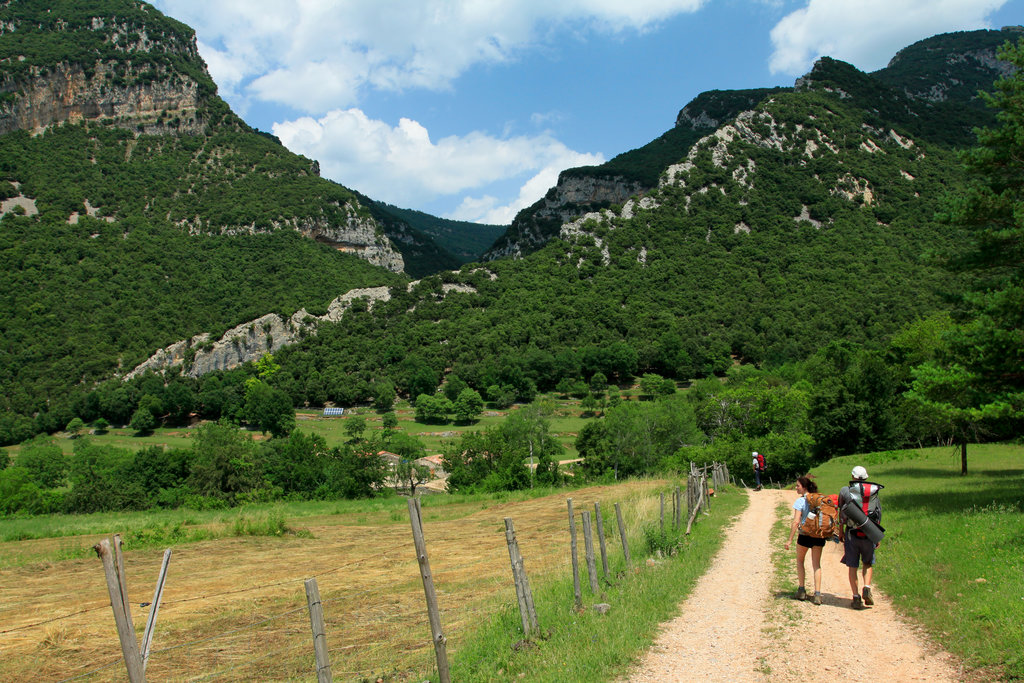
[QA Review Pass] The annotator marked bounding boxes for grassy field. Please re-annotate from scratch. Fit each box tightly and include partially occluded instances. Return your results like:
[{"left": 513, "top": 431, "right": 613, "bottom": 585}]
[
  {"left": 2, "top": 396, "right": 601, "bottom": 464},
  {"left": 0, "top": 477, "right": 738, "bottom": 682},
  {"left": 808, "top": 443, "right": 1024, "bottom": 680}
]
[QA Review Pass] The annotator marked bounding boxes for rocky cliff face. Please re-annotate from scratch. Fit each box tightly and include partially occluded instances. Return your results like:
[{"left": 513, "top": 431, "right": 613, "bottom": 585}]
[
  {"left": 0, "top": 6, "right": 210, "bottom": 136},
  {"left": 126, "top": 275, "right": 491, "bottom": 379},
  {"left": 0, "top": 59, "right": 205, "bottom": 135},
  {"left": 483, "top": 173, "right": 645, "bottom": 260}
]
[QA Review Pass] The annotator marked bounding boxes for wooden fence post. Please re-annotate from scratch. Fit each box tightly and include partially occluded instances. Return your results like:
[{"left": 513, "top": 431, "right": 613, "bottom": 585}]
[
  {"left": 674, "top": 487, "right": 681, "bottom": 529},
  {"left": 581, "top": 511, "right": 599, "bottom": 595},
  {"left": 659, "top": 492, "right": 665, "bottom": 532},
  {"left": 94, "top": 538, "right": 145, "bottom": 683},
  {"left": 614, "top": 502, "right": 631, "bottom": 569},
  {"left": 304, "top": 578, "right": 333, "bottom": 683},
  {"left": 504, "top": 518, "right": 539, "bottom": 638},
  {"left": 567, "top": 499, "right": 582, "bottom": 610},
  {"left": 408, "top": 498, "right": 451, "bottom": 683},
  {"left": 686, "top": 482, "right": 705, "bottom": 535},
  {"left": 593, "top": 502, "right": 609, "bottom": 579},
  {"left": 703, "top": 474, "right": 711, "bottom": 514},
  {"left": 141, "top": 549, "right": 171, "bottom": 671}
]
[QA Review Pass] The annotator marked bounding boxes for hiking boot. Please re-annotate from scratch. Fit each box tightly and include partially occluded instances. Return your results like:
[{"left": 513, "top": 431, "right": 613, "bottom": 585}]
[
  {"left": 812, "top": 593, "right": 822, "bottom": 605},
  {"left": 862, "top": 586, "right": 874, "bottom": 605},
  {"left": 795, "top": 586, "right": 806, "bottom": 601},
  {"left": 852, "top": 595, "right": 863, "bottom": 609}
]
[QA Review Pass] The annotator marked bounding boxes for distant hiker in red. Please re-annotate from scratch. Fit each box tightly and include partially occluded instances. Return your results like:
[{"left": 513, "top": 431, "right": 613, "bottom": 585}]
[
  {"left": 752, "top": 451, "right": 765, "bottom": 490},
  {"left": 839, "top": 465, "right": 884, "bottom": 609},
  {"left": 784, "top": 475, "right": 824, "bottom": 605}
]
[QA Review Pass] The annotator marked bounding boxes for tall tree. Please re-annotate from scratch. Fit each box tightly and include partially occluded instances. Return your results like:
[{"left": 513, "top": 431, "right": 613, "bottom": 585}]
[{"left": 907, "top": 39, "right": 1024, "bottom": 472}]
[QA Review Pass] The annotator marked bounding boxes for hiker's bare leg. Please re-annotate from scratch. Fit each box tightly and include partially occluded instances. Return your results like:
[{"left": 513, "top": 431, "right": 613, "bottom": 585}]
[
  {"left": 863, "top": 565, "right": 873, "bottom": 588},
  {"left": 811, "top": 545, "right": 823, "bottom": 594},
  {"left": 848, "top": 566, "right": 859, "bottom": 597},
  {"left": 795, "top": 544, "right": 808, "bottom": 588}
]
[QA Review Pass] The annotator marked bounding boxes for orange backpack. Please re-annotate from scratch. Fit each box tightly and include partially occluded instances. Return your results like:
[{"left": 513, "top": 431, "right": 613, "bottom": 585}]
[{"left": 799, "top": 492, "right": 840, "bottom": 540}]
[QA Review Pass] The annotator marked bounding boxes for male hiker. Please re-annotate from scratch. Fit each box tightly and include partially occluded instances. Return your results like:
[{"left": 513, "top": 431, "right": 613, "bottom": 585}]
[
  {"left": 752, "top": 451, "right": 765, "bottom": 490},
  {"left": 839, "top": 465, "right": 884, "bottom": 609}
]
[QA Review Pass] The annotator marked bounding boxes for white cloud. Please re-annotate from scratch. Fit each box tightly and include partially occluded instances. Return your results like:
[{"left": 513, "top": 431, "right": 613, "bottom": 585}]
[
  {"left": 273, "top": 109, "right": 602, "bottom": 223},
  {"left": 769, "top": 0, "right": 1010, "bottom": 75},
  {"left": 158, "top": 0, "right": 707, "bottom": 112}
]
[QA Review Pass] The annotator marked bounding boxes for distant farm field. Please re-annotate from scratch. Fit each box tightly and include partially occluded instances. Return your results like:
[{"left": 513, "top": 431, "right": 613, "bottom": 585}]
[{"left": 0, "top": 479, "right": 670, "bottom": 681}]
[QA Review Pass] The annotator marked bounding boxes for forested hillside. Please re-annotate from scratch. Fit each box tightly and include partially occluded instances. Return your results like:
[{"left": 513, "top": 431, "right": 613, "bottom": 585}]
[
  {"left": 485, "top": 29, "right": 1019, "bottom": 261},
  {"left": 0, "top": 7, "right": 1019, "bottom": 457},
  {"left": 0, "top": 0, "right": 467, "bottom": 440}
]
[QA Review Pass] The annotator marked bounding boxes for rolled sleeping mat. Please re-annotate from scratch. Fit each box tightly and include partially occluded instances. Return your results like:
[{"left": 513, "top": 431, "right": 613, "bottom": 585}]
[{"left": 841, "top": 501, "right": 885, "bottom": 544}]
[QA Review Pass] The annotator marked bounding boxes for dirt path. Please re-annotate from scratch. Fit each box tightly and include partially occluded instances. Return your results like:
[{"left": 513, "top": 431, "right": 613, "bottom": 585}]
[{"left": 625, "top": 488, "right": 968, "bottom": 682}]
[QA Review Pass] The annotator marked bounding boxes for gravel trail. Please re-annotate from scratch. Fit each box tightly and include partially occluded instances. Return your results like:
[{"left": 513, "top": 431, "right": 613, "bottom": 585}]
[{"left": 624, "top": 488, "right": 968, "bottom": 682}]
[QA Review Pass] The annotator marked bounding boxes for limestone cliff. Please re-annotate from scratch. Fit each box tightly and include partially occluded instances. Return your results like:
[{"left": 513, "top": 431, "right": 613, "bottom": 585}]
[
  {"left": 0, "top": 4, "right": 210, "bottom": 135},
  {"left": 126, "top": 275, "right": 492, "bottom": 379},
  {"left": 483, "top": 173, "right": 645, "bottom": 260}
]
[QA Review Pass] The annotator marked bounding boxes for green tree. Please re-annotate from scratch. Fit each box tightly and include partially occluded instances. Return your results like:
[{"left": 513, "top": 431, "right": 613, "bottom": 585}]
[
  {"left": 907, "top": 39, "right": 1024, "bottom": 472},
  {"left": 372, "top": 379, "right": 396, "bottom": 411},
  {"left": 453, "top": 387, "right": 484, "bottom": 423},
  {"left": 65, "top": 417, "right": 86, "bottom": 438},
  {"left": 415, "top": 394, "right": 451, "bottom": 424},
  {"left": 129, "top": 404, "right": 157, "bottom": 434},
  {"left": 188, "top": 420, "right": 260, "bottom": 502},
  {"left": 243, "top": 379, "right": 295, "bottom": 437},
  {"left": 14, "top": 435, "right": 67, "bottom": 488},
  {"left": 344, "top": 415, "right": 367, "bottom": 441}
]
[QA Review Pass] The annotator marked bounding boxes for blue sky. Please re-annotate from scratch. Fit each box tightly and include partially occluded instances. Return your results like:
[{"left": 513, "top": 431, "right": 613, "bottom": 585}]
[{"left": 153, "top": 0, "right": 1023, "bottom": 225}]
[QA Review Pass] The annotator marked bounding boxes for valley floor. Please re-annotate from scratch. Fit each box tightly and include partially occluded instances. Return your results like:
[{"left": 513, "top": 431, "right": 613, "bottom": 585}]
[{"left": 623, "top": 488, "right": 969, "bottom": 682}]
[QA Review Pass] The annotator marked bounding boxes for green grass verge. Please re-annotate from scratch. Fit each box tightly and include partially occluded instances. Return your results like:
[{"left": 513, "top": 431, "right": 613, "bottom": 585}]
[
  {"left": 437, "top": 486, "right": 747, "bottom": 682},
  {"left": 808, "top": 443, "right": 1024, "bottom": 679}
]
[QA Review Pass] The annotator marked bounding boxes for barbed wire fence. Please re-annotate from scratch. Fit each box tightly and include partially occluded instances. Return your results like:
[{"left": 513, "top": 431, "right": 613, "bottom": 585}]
[{"left": 13, "top": 467, "right": 729, "bottom": 682}]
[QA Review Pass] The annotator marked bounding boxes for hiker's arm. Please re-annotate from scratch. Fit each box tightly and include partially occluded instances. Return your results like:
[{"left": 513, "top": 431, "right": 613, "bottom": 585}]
[{"left": 784, "top": 508, "right": 800, "bottom": 550}]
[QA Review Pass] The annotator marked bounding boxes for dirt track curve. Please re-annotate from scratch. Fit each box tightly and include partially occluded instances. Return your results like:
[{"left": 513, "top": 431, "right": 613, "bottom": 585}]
[{"left": 624, "top": 488, "right": 970, "bottom": 682}]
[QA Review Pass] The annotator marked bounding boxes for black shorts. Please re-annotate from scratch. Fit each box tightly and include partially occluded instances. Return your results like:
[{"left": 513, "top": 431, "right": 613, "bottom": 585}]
[{"left": 797, "top": 534, "right": 826, "bottom": 548}]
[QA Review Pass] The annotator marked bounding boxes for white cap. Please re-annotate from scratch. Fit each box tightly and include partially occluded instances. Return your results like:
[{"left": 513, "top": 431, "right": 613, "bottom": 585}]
[
  {"left": 851, "top": 466, "right": 868, "bottom": 480},
  {"left": 752, "top": 451, "right": 758, "bottom": 456}
]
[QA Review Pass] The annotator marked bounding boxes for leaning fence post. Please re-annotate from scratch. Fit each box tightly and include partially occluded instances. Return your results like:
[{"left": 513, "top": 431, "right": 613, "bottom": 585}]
[
  {"left": 504, "top": 518, "right": 539, "bottom": 638},
  {"left": 581, "top": 511, "right": 599, "bottom": 595},
  {"left": 567, "top": 499, "right": 583, "bottom": 610},
  {"left": 614, "top": 502, "right": 631, "bottom": 569},
  {"left": 141, "top": 549, "right": 171, "bottom": 671},
  {"left": 408, "top": 498, "right": 451, "bottom": 683},
  {"left": 304, "top": 578, "right": 333, "bottom": 683},
  {"left": 94, "top": 538, "right": 145, "bottom": 683},
  {"left": 593, "top": 502, "right": 609, "bottom": 578}
]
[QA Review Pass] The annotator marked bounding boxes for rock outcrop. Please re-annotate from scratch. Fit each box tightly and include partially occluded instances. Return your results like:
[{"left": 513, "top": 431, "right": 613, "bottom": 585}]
[
  {"left": 125, "top": 286, "right": 395, "bottom": 380},
  {"left": 483, "top": 173, "right": 644, "bottom": 260},
  {"left": 0, "top": 59, "right": 206, "bottom": 136},
  {"left": 125, "top": 273, "right": 494, "bottom": 380}
]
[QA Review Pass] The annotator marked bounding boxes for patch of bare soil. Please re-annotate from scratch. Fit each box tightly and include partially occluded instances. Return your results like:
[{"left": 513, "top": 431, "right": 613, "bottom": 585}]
[{"left": 625, "top": 488, "right": 968, "bottom": 682}]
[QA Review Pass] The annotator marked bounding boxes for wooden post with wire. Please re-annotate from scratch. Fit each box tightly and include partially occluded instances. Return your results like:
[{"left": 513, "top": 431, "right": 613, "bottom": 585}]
[
  {"left": 94, "top": 537, "right": 145, "bottom": 683},
  {"left": 614, "top": 502, "right": 631, "bottom": 569},
  {"left": 504, "top": 518, "right": 539, "bottom": 638},
  {"left": 408, "top": 498, "right": 450, "bottom": 683},
  {"left": 593, "top": 501, "right": 609, "bottom": 579},
  {"left": 304, "top": 578, "right": 333, "bottom": 683},
  {"left": 581, "top": 511, "right": 599, "bottom": 595},
  {"left": 141, "top": 549, "right": 171, "bottom": 672},
  {"left": 567, "top": 498, "right": 582, "bottom": 610}
]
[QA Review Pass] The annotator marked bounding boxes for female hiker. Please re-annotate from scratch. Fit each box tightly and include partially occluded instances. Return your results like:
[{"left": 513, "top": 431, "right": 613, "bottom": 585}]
[{"left": 784, "top": 475, "right": 825, "bottom": 605}]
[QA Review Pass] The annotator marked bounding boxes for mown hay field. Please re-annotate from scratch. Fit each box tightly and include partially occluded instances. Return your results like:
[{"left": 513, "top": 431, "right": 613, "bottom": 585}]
[{"left": 0, "top": 480, "right": 666, "bottom": 681}]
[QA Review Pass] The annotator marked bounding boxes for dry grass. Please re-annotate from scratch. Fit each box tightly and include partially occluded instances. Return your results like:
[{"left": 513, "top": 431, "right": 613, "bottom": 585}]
[{"left": 0, "top": 480, "right": 666, "bottom": 682}]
